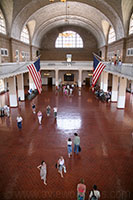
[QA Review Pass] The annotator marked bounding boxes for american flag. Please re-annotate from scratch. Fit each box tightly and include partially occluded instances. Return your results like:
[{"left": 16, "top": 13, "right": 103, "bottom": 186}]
[
  {"left": 27, "top": 58, "right": 42, "bottom": 94},
  {"left": 92, "top": 55, "right": 106, "bottom": 87}
]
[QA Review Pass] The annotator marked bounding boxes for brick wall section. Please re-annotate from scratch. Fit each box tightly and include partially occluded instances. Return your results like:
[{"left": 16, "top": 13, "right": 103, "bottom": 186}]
[
  {"left": 0, "top": 33, "right": 11, "bottom": 62},
  {"left": 40, "top": 26, "right": 98, "bottom": 61},
  {"left": 124, "top": 34, "right": 133, "bottom": 63},
  {"left": 99, "top": 34, "right": 133, "bottom": 63},
  {"left": 0, "top": 35, "right": 40, "bottom": 63},
  {"left": 11, "top": 38, "right": 30, "bottom": 62}
]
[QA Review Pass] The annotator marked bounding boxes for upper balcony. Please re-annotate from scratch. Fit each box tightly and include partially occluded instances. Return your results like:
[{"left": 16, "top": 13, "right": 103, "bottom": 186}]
[{"left": 0, "top": 61, "right": 133, "bottom": 80}]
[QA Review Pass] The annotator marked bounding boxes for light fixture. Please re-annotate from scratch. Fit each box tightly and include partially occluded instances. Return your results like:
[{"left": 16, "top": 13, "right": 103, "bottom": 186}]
[
  {"left": 66, "top": 73, "right": 72, "bottom": 76},
  {"left": 49, "top": 0, "right": 66, "bottom": 2},
  {"left": 44, "top": 73, "right": 50, "bottom": 76}
]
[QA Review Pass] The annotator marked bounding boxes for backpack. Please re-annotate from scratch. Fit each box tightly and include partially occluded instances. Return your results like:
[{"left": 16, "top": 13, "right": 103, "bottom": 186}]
[{"left": 90, "top": 190, "right": 97, "bottom": 200}]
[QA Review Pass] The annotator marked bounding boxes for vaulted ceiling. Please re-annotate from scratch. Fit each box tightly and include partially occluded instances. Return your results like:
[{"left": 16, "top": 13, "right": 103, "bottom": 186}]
[{"left": 0, "top": 0, "right": 133, "bottom": 48}]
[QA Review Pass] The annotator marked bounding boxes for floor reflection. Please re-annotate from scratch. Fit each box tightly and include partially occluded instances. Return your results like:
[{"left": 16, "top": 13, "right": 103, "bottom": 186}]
[{"left": 57, "top": 116, "right": 82, "bottom": 130}]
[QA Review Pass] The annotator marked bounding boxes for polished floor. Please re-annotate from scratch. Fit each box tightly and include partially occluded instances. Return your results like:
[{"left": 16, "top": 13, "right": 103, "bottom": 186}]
[{"left": 0, "top": 86, "right": 133, "bottom": 200}]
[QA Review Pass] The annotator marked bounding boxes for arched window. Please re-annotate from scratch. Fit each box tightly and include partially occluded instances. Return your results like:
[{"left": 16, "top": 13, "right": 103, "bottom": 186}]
[
  {"left": 108, "top": 27, "right": 116, "bottom": 44},
  {"left": 55, "top": 31, "right": 83, "bottom": 48},
  {"left": 0, "top": 10, "right": 6, "bottom": 34},
  {"left": 129, "top": 13, "right": 133, "bottom": 35},
  {"left": 20, "top": 26, "right": 30, "bottom": 44}
]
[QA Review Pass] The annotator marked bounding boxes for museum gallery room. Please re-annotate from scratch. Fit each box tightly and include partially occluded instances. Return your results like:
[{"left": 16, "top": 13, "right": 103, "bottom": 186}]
[{"left": 0, "top": 0, "right": 133, "bottom": 200}]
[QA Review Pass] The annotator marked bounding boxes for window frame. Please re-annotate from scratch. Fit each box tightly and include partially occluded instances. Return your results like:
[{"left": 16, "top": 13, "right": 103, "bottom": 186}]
[
  {"left": 0, "top": 10, "right": 6, "bottom": 35},
  {"left": 55, "top": 31, "right": 83, "bottom": 48}
]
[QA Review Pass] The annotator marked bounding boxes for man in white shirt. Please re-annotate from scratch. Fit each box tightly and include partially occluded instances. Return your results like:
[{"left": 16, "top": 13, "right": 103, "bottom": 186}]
[
  {"left": 17, "top": 115, "right": 23, "bottom": 130},
  {"left": 89, "top": 185, "right": 100, "bottom": 200},
  {"left": 53, "top": 107, "right": 57, "bottom": 119}
]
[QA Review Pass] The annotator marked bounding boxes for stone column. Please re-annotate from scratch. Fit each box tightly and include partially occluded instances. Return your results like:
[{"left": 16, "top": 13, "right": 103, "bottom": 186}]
[
  {"left": 111, "top": 75, "right": 119, "bottom": 102},
  {"left": 78, "top": 70, "right": 82, "bottom": 87},
  {"left": 8, "top": 76, "right": 18, "bottom": 107},
  {"left": 131, "top": 80, "right": 133, "bottom": 94},
  {"left": 100, "top": 72, "right": 104, "bottom": 90},
  {"left": 17, "top": 74, "right": 25, "bottom": 101},
  {"left": 29, "top": 72, "right": 36, "bottom": 90},
  {"left": 117, "top": 77, "right": 127, "bottom": 109},
  {"left": 55, "top": 70, "right": 59, "bottom": 87},
  {"left": 103, "top": 71, "right": 108, "bottom": 92}
]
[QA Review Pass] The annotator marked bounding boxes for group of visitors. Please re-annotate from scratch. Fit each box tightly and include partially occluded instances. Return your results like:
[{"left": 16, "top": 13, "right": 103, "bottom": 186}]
[
  {"left": 94, "top": 87, "right": 112, "bottom": 103},
  {"left": 77, "top": 179, "right": 100, "bottom": 200},
  {"left": 32, "top": 103, "right": 58, "bottom": 125},
  {"left": 16, "top": 103, "right": 58, "bottom": 129},
  {"left": 0, "top": 105, "right": 10, "bottom": 117},
  {"left": 63, "top": 84, "right": 74, "bottom": 96}
]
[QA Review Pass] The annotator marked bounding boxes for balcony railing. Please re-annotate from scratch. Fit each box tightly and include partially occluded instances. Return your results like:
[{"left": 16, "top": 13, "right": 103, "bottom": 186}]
[{"left": 0, "top": 61, "right": 133, "bottom": 80}]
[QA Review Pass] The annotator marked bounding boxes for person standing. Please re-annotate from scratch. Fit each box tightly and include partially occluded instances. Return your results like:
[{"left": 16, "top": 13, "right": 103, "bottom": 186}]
[
  {"left": 16, "top": 115, "right": 23, "bottom": 130},
  {"left": 32, "top": 103, "right": 36, "bottom": 114},
  {"left": 37, "top": 111, "right": 43, "bottom": 125},
  {"left": 77, "top": 179, "right": 86, "bottom": 200},
  {"left": 69, "top": 87, "right": 73, "bottom": 96},
  {"left": 89, "top": 185, "right": 100, "bottom": 200},
  {"left": 67, "top": 138, "right": 72, "bottom": 158},
  {"left": 74, "top": 133, "right": 80, "bottom": 154},
  {"left": 37, "top": 160, "right": 47, "bottom": 185},
  {"left": 57, "top": 156, "right": 66, "bottom": 178},
  {"left": 53, "top": 107, "right": 57, "bottom": 119},
  {"left": 46, "top": 105, "right": 51, "bottom": 116}
]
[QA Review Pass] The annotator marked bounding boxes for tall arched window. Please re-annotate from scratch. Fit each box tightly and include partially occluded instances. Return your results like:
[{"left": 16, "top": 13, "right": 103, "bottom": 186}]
[
  {"left": 108, "top": 27, "right": 116, "bottom": 44},
  {"left": 0, "top": 10, "right": 6, "bottom": 34},
  {"left": 129, "top": 13, "right": 133, "bottom": 35},
  {"left": 20, "top": 26, "right": 30, "bottom": 44},
  {"left": 55, "top": 31, "right": 83, "bottom": 48}
]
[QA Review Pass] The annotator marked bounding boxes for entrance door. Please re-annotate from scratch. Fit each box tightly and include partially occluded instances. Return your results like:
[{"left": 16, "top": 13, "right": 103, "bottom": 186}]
[
  {"left": 48, "top": 77, "right": 52, "bottom": 86},
  {"left": 85, "top": 78, "right": 90, "bottom": 86}
]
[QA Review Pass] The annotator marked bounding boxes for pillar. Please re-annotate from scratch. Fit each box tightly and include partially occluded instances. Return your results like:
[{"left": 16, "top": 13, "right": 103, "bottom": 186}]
[
  {"left": 111, "top": 75, "right": 118, "bottom": 102},
  {"left": 131, "top": 80, "right": 133, "bottom": 94},
  {"left": 0, "top": 79, "right": 5, "bottom": 93},
  {"left": 8, "top": 76, "right": 18, "bottom": 107},
  {"left": 117, "top": 77, "right": 127, "bottom": 109},
  {"left": 78, "top": 70, "right": 82, "bottom": 87},
  {"left": 103, "top": 71, "right": 108, "bottom": 92},
  {"left": 100, "top": 72, "right": 104, "bottom": 90},
  {"left": 29, "top": 72, "right": 36, "bottom": 90},
  {"left": 17, "top": 74, "right": 25, "bottom": 101},
  {"left": 55, "top": 70, "right": 59, "bottom": 87}
]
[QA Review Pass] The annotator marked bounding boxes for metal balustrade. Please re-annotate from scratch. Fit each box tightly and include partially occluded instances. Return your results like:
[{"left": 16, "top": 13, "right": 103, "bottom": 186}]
[{"left": 0, "top": 61, "right": 133, "bottom": 80}]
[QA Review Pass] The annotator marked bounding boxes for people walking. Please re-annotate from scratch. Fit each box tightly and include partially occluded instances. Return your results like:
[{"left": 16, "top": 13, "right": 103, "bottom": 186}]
[
  {"left": 4, "top": 105, "right": 10, "bottom": 117},
  {"left": 89, "top": 185, "right": 100, "bottom": 200},
  {"left": 57, "top": 156, "right": 66, "bottom": 178},
  {"left": 77, "top": 179, "right": 86, "bottom": 200},
  {"left": 53, "top": 107, "right": 57, "bottom": 119},
  {"left": 46, "top": 105, "right": 51, "bottom": 116},
  {"left": 37, "top": 111, "right": 43, "bottom": 125},
  {"left": 67, "top": 138, "right": 72, "bottom": 158},
  {"left": 74, "top": 133, "right": 80, "bottom": 154},
  {"left": 16, "top": 115, "right": 23, "bottom": 130},
  {"left": 37, "top": 160, "right": 47, "bottom": 185}
]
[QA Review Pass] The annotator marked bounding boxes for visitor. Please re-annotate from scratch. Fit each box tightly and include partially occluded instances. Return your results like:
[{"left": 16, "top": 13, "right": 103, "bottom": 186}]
[{"left": 37, "top": 160, "right": 47, "bottom": 185}]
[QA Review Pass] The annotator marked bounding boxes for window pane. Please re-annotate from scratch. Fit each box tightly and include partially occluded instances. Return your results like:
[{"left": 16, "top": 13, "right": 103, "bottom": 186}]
[
  {"left": 129, "top": 13, "right": 133, "bottom": 35},
  {"left": 108, "top": 27, "right": 116, "bottom": 44},
  {"left": 0, "top": 10, "right": 6, "bottom": 34},
  {"left": 20, "top": 26, "right": 30, "bottom": 44},
  {"left": 55, "top": 31, "right": 83, "bottom": 48}
]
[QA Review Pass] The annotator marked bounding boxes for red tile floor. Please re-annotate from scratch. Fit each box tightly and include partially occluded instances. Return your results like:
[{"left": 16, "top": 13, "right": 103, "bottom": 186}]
[{"left": 0, "top": 86, "right": 133, "bottom": 200}]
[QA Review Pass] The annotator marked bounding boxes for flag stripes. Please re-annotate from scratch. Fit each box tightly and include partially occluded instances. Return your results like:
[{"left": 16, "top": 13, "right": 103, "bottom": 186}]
[
  {"left": 27, "top": 59, "right": 42, "bottom": 94},
  {"left": 92, "top": 56, "right": 106, "bottom": 87}
]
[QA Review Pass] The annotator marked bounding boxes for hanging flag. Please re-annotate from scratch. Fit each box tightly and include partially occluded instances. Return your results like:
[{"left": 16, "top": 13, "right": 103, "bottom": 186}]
[
  {"left": 92, "top": 55, "right": 106, "bottom": 87},
  {"left": 27, "top": 58, "right": 42, "bottom": 94}
]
